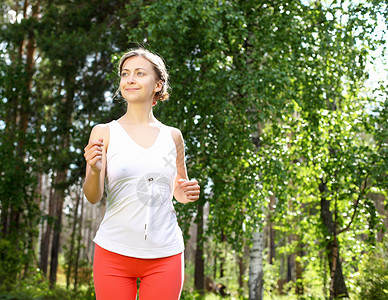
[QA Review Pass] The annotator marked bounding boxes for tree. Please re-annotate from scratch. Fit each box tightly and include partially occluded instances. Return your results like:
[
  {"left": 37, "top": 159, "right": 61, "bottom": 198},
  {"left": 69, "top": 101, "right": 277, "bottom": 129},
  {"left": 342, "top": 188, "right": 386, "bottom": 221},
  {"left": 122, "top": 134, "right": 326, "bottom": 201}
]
[
  {"left": 0, "top": 0, "right": 386, "bottom": 297},
  {"left": 0, "top": 0, "right": 41, "bottom": 288}
]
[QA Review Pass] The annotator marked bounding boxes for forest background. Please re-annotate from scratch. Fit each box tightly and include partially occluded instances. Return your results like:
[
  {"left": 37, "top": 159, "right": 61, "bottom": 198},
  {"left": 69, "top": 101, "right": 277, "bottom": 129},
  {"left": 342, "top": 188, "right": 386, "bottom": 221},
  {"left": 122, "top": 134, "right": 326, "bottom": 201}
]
[{"left": 0, "top": 0, "right": 387, "bottom": 299}]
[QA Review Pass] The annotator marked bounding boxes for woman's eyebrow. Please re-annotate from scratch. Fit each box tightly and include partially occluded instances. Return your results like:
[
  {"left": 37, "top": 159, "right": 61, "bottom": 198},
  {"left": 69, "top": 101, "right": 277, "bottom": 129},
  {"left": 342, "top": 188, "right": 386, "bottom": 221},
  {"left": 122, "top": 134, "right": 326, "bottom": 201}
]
[{"left": 121, "top": 67, "right": 148, "bottom": 72}]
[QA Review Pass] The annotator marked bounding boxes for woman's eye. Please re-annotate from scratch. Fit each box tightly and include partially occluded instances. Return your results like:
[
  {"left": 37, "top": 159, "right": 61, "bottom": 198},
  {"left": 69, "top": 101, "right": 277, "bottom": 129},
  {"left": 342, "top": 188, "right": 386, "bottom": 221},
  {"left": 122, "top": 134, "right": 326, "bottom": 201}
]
[
  {"left": 137, "top": 72, "right": 144, "bottom": 76},
  {"left": 121, "top": 72, "right": 128, "bottom": 77}
]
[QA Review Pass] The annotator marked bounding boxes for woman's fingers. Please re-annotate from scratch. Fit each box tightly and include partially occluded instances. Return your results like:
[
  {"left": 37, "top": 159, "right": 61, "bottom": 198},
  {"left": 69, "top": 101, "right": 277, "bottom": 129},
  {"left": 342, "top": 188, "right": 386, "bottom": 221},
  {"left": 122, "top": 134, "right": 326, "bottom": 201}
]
[
  {"left": 179, "top": 180, "right": 200, "bottom": 191},
  {"left": 84, "top": 139, "right": 103, "bottom": 151},
  {"left": 84, "top": 141, "right": 103, "bottom": 155},
  {"left": 84, "top": 140, "right": 104, "bottom": 170},
  {"left": 177, "top": 179, "right": 200, "bottom": 202},
  {"left": 182, "top": 185, "right": 200, "bottom": 192},
  {"left": 182, "top": 187, "right": 200, "bottom": 195},
  {"left": 84, "top": 148, "right": 102, "bottom": 162},
  {"left": 84, "top": 141, "right": 103, "bottom": 153},
  {"left": 178, "top": 179, "right": 198, "bottom": 186},
  {"left": 85, "top": 155, "right": 102, "bottom": 171}
]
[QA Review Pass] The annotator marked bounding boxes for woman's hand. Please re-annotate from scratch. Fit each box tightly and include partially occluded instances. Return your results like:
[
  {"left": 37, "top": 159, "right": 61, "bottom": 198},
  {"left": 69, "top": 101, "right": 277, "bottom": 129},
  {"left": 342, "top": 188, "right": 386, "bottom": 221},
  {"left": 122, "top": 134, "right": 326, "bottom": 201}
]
[
  {"left": 83, "top": 124, "right": 109, "bottom": 204},
  {"left": 84, "top": 138, "right": 104, "bottom": 173},
  {"left": 176, "top": 179, "right": 200, "bottom": 202}
]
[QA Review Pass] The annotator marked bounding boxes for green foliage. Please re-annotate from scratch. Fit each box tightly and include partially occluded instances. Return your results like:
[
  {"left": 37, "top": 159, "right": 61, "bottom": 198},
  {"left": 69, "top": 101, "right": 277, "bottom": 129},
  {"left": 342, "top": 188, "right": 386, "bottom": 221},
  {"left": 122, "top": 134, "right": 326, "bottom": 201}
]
[
  {"left": 0, "top": 0, "right": 387, "bottom": 298},
  {"left": 355, "top": 240, "right": 388, "bottom": 300},
  {"left": 0, "top": 269, "right": 95, "bottom": 300},
  {"left": 0, "top": 239, "right": 23, "bottom": 290},
  {"left": 118, "top": 0, "right": 258, "bottom": 245},
  {"left": 180, "top": 290, "right": 204, "bottom": 300}
]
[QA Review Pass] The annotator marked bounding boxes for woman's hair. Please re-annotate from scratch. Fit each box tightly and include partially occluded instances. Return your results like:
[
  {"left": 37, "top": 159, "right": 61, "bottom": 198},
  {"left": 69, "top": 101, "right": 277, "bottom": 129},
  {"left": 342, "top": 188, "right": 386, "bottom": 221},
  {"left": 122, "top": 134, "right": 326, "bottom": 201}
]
[{"left": 118, "top": 48, "right": 170, "bottom": 104}]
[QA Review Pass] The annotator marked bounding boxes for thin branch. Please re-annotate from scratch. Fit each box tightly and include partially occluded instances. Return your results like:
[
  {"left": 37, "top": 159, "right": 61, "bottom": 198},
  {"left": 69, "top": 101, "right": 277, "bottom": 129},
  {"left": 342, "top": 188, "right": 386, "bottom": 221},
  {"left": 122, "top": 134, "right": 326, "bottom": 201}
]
[{"left": 337, "top": 172, "right": 370, "bottom": 235}]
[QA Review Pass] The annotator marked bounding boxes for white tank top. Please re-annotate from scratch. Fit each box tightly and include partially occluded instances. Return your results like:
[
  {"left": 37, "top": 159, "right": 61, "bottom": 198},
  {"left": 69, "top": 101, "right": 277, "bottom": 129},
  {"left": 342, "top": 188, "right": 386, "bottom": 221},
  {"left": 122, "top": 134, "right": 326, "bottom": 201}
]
[{"left": 93, "top": 120, "right": 184, "bottom": 258}]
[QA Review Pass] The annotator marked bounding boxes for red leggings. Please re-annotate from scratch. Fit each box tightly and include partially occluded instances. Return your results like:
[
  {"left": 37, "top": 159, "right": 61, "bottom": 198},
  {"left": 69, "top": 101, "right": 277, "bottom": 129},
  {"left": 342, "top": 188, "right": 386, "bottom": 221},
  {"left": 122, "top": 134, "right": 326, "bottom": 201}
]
[{"left": 93, "top": 244, "right": 184, "bottom": 300}]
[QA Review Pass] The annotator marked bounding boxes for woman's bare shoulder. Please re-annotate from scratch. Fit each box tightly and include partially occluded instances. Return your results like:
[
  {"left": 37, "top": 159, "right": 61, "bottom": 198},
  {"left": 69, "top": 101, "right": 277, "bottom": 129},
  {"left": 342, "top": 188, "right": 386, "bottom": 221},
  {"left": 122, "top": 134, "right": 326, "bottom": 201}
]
[
  {"left": 166, "top": 126, "right": 183, "bottom": 143},
  {"left": 92, "top": 122, "right": 110, "bottom": 130},
  {"left": 89, "top": 123, "right": 111, "bottom": 144},
  {"left": 90, "top": 123, "right": 109, "bottom": 134}
]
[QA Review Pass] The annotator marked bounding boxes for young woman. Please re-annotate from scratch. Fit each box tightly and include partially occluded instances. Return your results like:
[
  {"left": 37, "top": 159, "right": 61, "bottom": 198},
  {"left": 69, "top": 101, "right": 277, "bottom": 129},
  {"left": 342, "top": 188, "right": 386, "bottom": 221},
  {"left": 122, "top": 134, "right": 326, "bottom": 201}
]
[{"left": 83, "top": 48, "right": 200, "bottom": 300}]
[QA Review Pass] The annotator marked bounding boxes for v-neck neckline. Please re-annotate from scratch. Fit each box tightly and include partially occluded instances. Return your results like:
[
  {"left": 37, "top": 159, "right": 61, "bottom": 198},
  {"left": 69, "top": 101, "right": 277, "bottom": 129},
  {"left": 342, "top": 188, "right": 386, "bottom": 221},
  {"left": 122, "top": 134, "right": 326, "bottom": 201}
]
[{"left": 115, "top": 120, "right": 162, "bottom": 150}]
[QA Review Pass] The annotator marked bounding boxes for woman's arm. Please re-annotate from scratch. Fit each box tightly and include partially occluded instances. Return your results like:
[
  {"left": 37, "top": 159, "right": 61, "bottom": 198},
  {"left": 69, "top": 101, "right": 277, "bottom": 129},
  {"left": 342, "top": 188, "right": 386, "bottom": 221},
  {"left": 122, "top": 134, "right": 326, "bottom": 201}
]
[
  {"left": 171, "top": 127, "right": 200, "bottom": 203},
  {"left": 83, "top": 124, "right": 109, "bottom": 204}
]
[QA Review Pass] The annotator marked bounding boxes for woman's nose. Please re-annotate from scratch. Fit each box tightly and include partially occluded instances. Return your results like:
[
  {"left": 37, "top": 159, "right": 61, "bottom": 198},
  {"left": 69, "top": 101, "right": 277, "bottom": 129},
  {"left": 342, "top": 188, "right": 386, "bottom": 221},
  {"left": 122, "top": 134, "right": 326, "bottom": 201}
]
[{"left": 126, "top": 74, "right": 136, "bottom": 83}]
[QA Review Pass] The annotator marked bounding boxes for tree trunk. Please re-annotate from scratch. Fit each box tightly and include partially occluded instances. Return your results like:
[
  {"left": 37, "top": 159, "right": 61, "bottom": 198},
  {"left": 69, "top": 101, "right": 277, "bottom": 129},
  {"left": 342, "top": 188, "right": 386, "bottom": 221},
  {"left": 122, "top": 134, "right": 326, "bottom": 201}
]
[
  {"left": 23, "top": 173, "right": 43, "bottom": 278},
  {"left": 40, "top": 184, "right": 54, "bottom": 276},
  {"left": 237, "top": 245, "right": 249, "bottom": 298},
  {"left": 194, "top": 202, "right": 204, "bottom": 293},
  {"left": 238, "top": 254, "right": 244, "bottom": 291},
  {"left": 213, "top": 254, "right": 217, "bottom": 279},
  {"left": 268, "top": 196, "right": 276, "bottom": 264},
  {"left": 287, "top": 251, "right": 294, "bottom": 283},
  {"left": 319, "top": 180, "right": 349, "bottom": 299},
  {"left": 74, "top": 189, "right": 85, "bottom": 291},
  {"left": 295, "top": 246, "right": 304, "bottom": 295},
  {"left": 0, "top": 204, "right": 9, "bottom": 237},
  {"left": 220, "top": 231, "right": 226, "bottom": 278},
  {"left": 49, "top": 171, "right": 66, "bottom": 287},
  {"left": 66, "top": 188, "right": 81, "bottom": 289},
  {"left": 48, "top": 71, "right": 74, "bottom": 287},
  {"left": 322, "top": 252, "right": 328, "bottom": 297},
  {"left": 249, "top": 229, "right": 264, "bottom": 300}
]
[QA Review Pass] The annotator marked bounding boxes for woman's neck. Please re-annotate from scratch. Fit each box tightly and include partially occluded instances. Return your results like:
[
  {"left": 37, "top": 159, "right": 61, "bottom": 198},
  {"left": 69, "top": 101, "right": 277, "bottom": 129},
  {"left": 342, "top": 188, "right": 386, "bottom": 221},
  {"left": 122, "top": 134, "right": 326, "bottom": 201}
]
[{"left": 120, "top": 103, "right": 157, "bottom": 126}]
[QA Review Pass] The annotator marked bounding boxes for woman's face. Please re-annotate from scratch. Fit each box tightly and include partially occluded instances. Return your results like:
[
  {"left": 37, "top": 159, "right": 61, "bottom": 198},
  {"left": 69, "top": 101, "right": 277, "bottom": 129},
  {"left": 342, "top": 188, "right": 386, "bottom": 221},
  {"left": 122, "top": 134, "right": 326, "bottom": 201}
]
[{"left": 120, "top": 56, "right": 161, "bottom": 104}]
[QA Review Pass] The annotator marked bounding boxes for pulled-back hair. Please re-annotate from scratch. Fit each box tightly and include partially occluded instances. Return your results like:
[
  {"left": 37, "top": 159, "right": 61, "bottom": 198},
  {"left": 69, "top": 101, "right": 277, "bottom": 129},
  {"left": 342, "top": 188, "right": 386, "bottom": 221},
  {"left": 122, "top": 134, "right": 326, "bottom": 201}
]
[{"left": 118, "top": 48, "right": 170, "bottom": 103}]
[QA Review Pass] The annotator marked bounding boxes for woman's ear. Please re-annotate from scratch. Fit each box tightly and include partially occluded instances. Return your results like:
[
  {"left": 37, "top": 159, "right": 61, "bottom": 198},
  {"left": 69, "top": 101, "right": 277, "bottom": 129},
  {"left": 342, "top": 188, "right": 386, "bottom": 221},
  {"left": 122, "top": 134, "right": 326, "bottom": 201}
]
[{"left": 154, "top": 81, "right": 163, "bottom": 93}]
